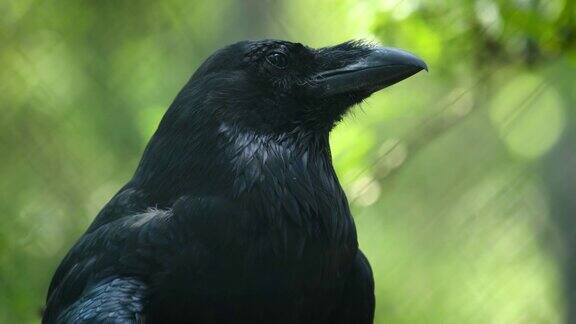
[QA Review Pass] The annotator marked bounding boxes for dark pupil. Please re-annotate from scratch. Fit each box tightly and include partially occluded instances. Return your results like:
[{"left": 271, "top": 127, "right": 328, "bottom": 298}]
[{"left": 266, "top": 52, "right": 287, "bottom": 68}]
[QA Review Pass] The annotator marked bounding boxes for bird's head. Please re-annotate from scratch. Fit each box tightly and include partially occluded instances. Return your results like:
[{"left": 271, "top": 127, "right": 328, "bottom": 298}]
[
  {"left": 177, "top": 39, "right": 427, "bottom": 134},
  {"left": 136, "top": 40, "right": 426, "bottom": 200}
]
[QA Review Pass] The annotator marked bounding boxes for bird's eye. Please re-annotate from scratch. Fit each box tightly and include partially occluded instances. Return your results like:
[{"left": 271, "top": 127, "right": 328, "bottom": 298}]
[{"left": 265, "top": 52, "right": 288, "bottom": 69}]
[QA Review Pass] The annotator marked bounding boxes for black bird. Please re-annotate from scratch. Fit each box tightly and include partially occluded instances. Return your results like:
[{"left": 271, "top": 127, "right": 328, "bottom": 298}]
[{"left": 43, "top": 39, "right": 426, "bottom": 323}]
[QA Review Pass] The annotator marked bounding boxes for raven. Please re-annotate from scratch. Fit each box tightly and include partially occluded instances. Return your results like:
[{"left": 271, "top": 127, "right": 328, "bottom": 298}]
[{"left": 43, "top": 39, "right": 426, "bottom": 323}]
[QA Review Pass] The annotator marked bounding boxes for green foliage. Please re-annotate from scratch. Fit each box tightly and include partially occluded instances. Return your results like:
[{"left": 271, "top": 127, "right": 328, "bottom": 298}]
[{"left": 0, "top": 0, "right": 574, "bottom": 322}]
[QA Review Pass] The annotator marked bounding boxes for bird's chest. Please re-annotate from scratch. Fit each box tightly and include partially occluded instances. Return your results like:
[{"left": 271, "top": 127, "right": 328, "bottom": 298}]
[
  {"left": 149, "top": 135, "right": 358, "bottom": 321},
  {"left": 150, "top": 183, "right": 356, "bottom": 323},
  {"left": 230, "top": 143, "right": 357, "bottom": 289},
  {"left": 150, "top": 221, "right": 356, "bottom": 324}
]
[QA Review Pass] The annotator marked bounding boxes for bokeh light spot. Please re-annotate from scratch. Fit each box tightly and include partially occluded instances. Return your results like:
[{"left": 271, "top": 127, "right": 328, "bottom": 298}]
[{"left": 489, "top": 73, "right": 565, "bottom": 159}]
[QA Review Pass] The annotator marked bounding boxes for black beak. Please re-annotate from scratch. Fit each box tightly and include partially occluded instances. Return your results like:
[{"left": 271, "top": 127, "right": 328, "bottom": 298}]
[{"left": 309, "top": 46, "right": 427, "bottom": 97}]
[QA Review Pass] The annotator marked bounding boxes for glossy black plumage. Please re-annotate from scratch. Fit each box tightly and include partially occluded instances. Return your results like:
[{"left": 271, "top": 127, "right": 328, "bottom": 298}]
[{"left": 43, "top": 39, "right": 425, "bottom": 323}]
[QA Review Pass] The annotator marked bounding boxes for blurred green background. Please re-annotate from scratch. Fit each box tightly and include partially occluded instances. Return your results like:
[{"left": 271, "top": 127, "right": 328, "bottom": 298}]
[{"left": 1, "top": 0, "right": 575, "bottom": 323}]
